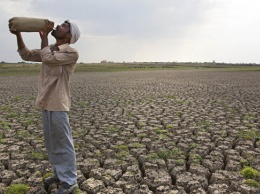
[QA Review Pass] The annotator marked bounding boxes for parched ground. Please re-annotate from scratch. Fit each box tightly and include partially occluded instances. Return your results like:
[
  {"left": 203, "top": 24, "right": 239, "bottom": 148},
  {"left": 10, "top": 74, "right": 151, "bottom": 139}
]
[{"left": 1, "top": 70, "right": 260, "bottom": 193}]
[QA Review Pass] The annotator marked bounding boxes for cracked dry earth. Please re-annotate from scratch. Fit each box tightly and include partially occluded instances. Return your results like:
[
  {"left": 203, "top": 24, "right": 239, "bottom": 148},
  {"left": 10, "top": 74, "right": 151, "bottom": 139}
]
[{"left": 1, "top": 70, "right": 260, "bottom": 194}]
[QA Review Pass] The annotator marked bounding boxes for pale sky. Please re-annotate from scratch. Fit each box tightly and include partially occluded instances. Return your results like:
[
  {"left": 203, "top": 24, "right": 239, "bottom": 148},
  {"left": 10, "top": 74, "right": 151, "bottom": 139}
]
[{"left": 1, "top": 0, "right": 260, "bottom": 63}]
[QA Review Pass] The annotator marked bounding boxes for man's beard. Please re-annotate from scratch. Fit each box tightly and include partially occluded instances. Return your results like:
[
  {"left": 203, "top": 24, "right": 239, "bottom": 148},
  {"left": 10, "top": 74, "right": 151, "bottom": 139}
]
[
  {"left": 51, "top": 30, "right": 64, "bottom": 40},
  {"left": 51, "top": 30, "right": 56, "bottom": 37}
]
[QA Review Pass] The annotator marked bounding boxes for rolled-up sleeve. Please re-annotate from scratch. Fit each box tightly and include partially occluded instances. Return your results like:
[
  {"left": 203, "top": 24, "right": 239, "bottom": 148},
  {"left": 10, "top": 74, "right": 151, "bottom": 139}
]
[
  {"left": 18, "top": 46, "right": 42, "bottom": 62},
  {"left": 39, "top": 46, "right": 78, "bottom": 66}
]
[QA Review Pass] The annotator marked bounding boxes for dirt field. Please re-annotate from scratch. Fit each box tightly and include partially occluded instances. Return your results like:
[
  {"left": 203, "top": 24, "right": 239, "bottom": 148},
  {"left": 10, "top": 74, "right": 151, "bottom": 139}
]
[{"left": 1, "top": 69, "right": 260, "bottom": 193}]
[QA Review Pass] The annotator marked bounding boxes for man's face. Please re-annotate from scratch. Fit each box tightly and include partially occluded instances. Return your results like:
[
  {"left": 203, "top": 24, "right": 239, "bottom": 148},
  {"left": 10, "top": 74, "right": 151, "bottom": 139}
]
[{"left": 51, "top": 22, "right": 70, "bottom": 40}]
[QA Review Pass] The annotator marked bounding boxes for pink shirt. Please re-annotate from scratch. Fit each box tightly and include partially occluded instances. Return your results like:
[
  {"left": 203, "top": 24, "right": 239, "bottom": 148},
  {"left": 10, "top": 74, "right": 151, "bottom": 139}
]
[{"left": 18, "top": 44, "right": 78, "bottom": 111}]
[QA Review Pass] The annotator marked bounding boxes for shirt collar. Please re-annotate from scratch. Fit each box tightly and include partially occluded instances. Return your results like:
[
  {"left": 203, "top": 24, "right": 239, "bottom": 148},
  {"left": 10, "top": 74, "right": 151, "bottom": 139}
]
[{"left": 57, "top": 43, "right": 70, "bottom": 52}]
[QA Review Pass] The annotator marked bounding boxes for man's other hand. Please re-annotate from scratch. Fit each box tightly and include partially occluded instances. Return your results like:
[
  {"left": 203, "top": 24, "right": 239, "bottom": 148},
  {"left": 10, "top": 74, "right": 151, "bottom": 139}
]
[
  {"left": 9, "top": 30, "right": 21, "bottom": 36},
  {"left": 42, "top": 19, "right": 54, "bottom": 35}
]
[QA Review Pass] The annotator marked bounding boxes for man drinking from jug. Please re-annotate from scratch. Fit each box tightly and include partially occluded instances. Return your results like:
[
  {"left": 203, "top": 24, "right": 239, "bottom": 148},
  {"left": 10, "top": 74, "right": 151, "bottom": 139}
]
[{"left": 10, "top": 19, "right": 80, "bottom": 194}]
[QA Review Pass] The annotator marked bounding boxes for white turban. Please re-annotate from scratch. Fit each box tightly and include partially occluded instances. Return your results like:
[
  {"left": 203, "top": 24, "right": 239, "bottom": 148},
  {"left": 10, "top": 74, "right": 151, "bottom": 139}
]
[{"left": 69, "top": 22, "right": 80, "bottom": 44}]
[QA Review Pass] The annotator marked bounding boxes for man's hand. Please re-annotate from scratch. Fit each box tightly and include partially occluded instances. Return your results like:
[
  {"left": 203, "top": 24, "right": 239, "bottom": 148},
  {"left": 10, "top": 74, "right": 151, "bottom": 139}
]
[
  {"left": 9, "top": 18, "right": 21, "bottom": 36},
  {"left": 42, "top": 19, "right": 54, "bottom": 35},
  {"left": 41, "top": 20, "right": 54, "bottom": 49},
  {"left": 9, "top": 30, "right": 21, "bottom": 36}
]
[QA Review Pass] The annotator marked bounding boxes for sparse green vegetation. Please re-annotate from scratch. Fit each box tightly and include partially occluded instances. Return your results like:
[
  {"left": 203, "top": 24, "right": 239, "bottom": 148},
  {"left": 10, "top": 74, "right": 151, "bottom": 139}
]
[
  {"left": 241, "top": 166, "right": 260, "bottom": 181},
  {"left": 240, "top": 158, "right": 250, "bottom": 167},
  {"left": 219, "top": 130, "right": 227, "bottom": 137},
  {"left": 5, "top": 112, "right": 19, "bottom": 119},
  {"left": 1, "top": 63, "right": 260, "bottom": 77},
  {"left": 175, "top": 112, "right": 182, "bottom": 117},
  {"left": 116, "top": 150, "right": 130, "bottom": 159},
  {"left": 216, "top": 100, "right": 235, "bottom": 113},
  {"left": 175, "top": 159, "right": 185, "bottom": 165},
  {"left": 147, "top": 153, "right": 159, "bottom": 161},
  {"left": 189, "top": 143, "right": 199, "bottom": 149},
  {"left": 137, "top": 133, "right": 147, "bottom": 138},
  {"left": 127, "top": 112, "right": 134, "bottom": 117},
  {"left": 16, "top": 130, "right": 32, "bottom": 138},
  {"left": 131, "top": 143, "right": 143, "bottom": 148},
  {"left": 108, "top": 126, "right": 119, "bottom": 132},
  {"left": 27, "top": 151, "right": 48, "bottom": 160},
  {"left": 197, "top": 120, "right": 212, "bottom": 129},
  {"left": 28, "top": 96, "right": 36, "bottom": 101},
  {"left": 2, "top": 64, "right": 260, "bottom": 192},
  {"left": 158, "top": 133, "right": 169, "bottom": 140},
  {"left": 166, "top": 95, "right": 177, "bottom": 100},
  {"left": 21, "top": 118, "right": 35, "bottom": 128},
  {"left": 42, "top": 172, "right": 52, "bottom": 181},
  {"left": 157, "top": 148, "right": 181, "bottom": 161},
  {"left": 138, "top": 121, "right": 146, "bottom": 127},
  {"left": 155, "top": 128, "right": 167, "bottom": 134},
  {"left": 239, "top": 129, "right": 260, "bottom": 140},
  {"left": 241, "top": 153, "right": 254, "bottom": 167},
  {"left": 6, "top": 183, "right": 29, "bottom": 194},
  {"left": 165, "top": 95, "right": 189, "bottom": 106},
  {"left": 176, "top": 99, "right": 189, "bottom": 105},
  {"left": 67, "top": 111, "right": 72, "bottom": 116},
  {"left": 35, "top": 171, "right": 42, "bottom": 177},
  {"left": 78, "top": 101, "right": 88, "bottom": 108},
  {"left": 117, "top": 145, "right": 128, "bottom": 150},
  {"left": 166, "top": 124, "right": 174, "bottom": 129},
  {"left": 241, "top": 167, "right": 260, "bottom": 190},
  {"left": 243, "top": 112, "right": 255, "bottom": 120},
  {"left": 13, "top": 96, "right": 21, "bottom": 102},
  {"left": 73, "top": 188, "right": 81, "bottom": 194},
  {"left": 0, "top": 121, "right": 10, "bottom": 130},
  {"left": 0, "top": 105, "right": 12, "bottom": 111},
  {"left": 244, "top": 179, "right": 260, "bottom": 188},
  {"left": 0, "top": 132, "right": 5, "bottom": 143},
  {"left": 189, "top": 154, "right": 203, "bottom": 165},
  {"left": 16, "top": 170, "right": 23, "bottom": 178},
  {"left": 72, "top": 129, "right": 87, "bottom": 137},
  {"left": 74, "top": 143, "right": 79, "bottom": 150},
  {"left": 94, "top": 150, "right": 102, "bottom": 157}
]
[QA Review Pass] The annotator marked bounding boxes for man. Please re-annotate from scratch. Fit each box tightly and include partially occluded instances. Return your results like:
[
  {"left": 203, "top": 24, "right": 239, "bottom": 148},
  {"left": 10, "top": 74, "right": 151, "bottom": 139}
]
[{"left": 10, "top": 19, "right": 80, "bottom": 194}]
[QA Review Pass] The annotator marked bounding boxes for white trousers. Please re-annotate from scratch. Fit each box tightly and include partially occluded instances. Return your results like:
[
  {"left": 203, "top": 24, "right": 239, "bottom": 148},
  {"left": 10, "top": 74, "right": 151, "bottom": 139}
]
[{"left": 42, "top": 110, "right": 77, "bottom": 185}]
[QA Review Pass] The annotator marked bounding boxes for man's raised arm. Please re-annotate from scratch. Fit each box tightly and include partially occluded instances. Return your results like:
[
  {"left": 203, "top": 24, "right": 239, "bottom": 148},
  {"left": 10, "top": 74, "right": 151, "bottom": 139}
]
[
  {"left": 10, "top": 31, "right": 25, "bottom": 51},
  {"left": 41, "top": 20, "right": 54, "bottom": 49}
]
